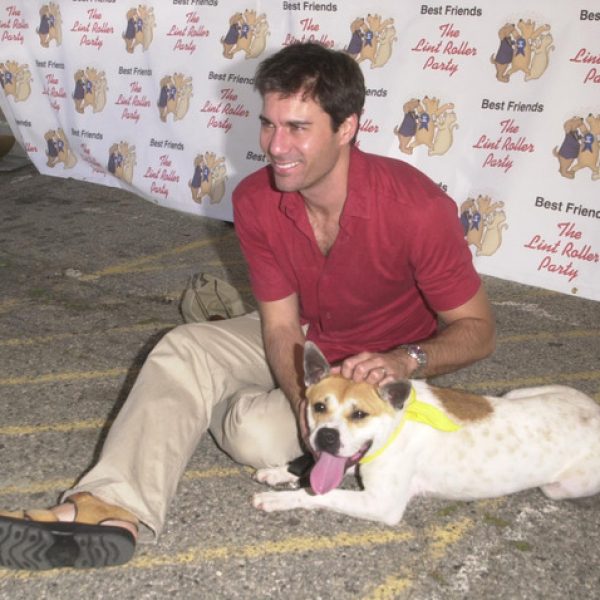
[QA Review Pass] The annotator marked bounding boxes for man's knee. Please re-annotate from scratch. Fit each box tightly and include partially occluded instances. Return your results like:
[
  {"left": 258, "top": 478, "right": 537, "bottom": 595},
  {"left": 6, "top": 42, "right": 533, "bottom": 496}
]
[{"left": 217, "top": 390, "right": 302, "bottom": 469}]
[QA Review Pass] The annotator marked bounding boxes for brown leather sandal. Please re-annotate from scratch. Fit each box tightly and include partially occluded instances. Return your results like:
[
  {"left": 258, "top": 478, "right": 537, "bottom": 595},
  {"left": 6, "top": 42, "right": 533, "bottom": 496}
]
[{"left": 0, "top": 492, "right": 138, "bottom": 570}]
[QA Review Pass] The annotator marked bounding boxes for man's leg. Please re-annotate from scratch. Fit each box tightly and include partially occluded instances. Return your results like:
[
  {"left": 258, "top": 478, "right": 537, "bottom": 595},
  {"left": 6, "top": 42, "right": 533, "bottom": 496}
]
[
  {"left": 64, "top": 312, "right": 277, "bottom": 540},
  {"left": 1, "top": 312, "right": 306, "bottom": 569}
]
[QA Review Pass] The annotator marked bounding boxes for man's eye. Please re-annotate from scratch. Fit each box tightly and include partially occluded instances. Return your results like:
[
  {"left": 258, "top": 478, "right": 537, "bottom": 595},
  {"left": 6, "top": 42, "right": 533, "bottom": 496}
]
[
  {"left": 313, "top": 402, "right": 326, "bottom": 413},
  {"left": 351, "top": 410, "right": 368, "bottom": 420}
]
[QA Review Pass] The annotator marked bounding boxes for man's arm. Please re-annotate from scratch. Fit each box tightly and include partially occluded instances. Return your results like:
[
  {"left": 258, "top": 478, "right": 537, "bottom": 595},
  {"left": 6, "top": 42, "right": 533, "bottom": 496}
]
[
  {"left": 336, "top": 286, "right": 496, "bottom": 384},
  {"left": 258, "top": 293, "right": 308, "bottom": 430}
]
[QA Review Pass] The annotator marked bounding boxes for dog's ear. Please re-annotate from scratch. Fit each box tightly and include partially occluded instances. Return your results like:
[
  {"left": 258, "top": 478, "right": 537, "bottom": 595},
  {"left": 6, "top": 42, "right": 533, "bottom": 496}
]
[
  {"left": 378, "top": 380, "right": 412, "bottom": 410},
  {"left": 303, "top": 341, "right": 330, "bottom": 387}
]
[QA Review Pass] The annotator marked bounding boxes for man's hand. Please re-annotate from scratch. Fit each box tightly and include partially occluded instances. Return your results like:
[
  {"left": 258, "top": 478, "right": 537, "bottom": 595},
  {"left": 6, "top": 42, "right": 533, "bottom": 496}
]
[
  {"left": 295, "top": 397, "right": 312, "bottom": 453},
  {"left": 331, "top": 349, "right": 415, "bottom": 385}
]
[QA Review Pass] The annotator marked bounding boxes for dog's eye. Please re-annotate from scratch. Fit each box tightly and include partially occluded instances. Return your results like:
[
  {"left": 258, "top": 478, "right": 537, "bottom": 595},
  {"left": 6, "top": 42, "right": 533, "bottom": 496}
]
[
  {"left": 351, "top": 410, "right": 368, "bottom": 420},
  {"left": 313, "top": 402, "right": 327, "bottom": 413}
]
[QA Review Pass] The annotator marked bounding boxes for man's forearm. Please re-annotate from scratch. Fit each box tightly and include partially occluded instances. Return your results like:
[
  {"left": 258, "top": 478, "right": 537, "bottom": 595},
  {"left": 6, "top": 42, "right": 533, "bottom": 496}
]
[
  {"left": 262, "top": 323, "right": 306, "bottom": 415},
  {"left": 393, "top": 315, "right": 496, "bottom": 379},
  {"left": 338, "top": 286, "right": 496, "bottom": 384}
]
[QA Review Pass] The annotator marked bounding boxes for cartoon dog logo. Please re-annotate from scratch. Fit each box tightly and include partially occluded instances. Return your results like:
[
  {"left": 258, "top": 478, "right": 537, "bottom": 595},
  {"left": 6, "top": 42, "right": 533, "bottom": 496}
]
[
  {"left": 37, "top": 3, "right": 62, "bottom": 47},
  {"left": 491, "top": 19, "right": 552, "bottom": 83},
  {"left": 345, "top": 14, "right": 396, "bottom": 69},
  {"left": 44, "top": 128, "right": 77, "bottom": 169},
  {"left": 221, "top": 10, "right": 270, "bottom": 60},
  {"left": 189, "top": 152, "right": 228, "bottom": 204},
  {"left": 553, "top": 114, "right": 600, "bottom": 181},
  {"left": 461, "top": 195, "right": 507, "bottom": 257},
  {"left": 393, "top": 96, "right": 456, "bottom": 155},
  {"left": 0, "top": 61, "right": 32, "bottom": 102},
  {"left": 123, "top": 5, "right": 156, "bottom": 53},
  {"left": 73, "top": 68, "right": 107, "bottom": 113},
  {"left": 108, "top": 141, "right": 137, "bottom": 184},
  {"left": 157, "top": 73, "right": 193, "bottom": 122}
]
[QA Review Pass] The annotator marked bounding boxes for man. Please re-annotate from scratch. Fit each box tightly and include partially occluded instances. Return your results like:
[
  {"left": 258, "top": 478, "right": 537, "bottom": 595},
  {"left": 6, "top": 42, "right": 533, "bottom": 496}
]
[{"left": 0, "top": 42, "right": 495, "bottom": 571}]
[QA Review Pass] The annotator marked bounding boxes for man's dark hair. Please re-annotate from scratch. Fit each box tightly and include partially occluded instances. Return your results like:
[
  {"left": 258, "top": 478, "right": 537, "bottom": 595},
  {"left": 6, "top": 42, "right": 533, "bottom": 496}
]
[{"left": 254, "top": 42, "right": 365, "bottom": 133}]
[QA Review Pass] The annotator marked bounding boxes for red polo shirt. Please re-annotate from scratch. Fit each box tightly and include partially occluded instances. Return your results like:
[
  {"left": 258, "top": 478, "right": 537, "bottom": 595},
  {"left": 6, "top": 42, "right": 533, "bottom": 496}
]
[{"left": 233, "top": 147, "right": 480, "bottom": 363}]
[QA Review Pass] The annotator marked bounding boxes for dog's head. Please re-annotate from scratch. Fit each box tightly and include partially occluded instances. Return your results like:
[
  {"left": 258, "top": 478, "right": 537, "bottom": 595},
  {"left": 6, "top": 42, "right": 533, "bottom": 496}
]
[{"left": 304, "top": 341, "right": 411, "bottom": 493}]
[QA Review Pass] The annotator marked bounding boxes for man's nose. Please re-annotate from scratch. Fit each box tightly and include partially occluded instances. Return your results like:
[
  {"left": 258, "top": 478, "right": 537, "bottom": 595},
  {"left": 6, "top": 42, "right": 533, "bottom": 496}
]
[{"left": 265, "top": 127, "right": 290, "bottom": 156}]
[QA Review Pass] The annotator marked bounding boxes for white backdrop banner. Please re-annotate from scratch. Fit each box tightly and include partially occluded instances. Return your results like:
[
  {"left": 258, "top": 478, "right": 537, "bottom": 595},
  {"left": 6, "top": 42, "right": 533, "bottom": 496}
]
[{"left": 1, "top": 1, "right": 599, "bottom": 300}]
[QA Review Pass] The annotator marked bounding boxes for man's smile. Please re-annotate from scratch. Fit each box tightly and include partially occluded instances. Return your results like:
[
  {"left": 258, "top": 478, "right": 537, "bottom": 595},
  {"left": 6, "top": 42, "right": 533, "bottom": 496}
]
[{"left": 271, "top": 159, "right": 301, "bottom": 173}]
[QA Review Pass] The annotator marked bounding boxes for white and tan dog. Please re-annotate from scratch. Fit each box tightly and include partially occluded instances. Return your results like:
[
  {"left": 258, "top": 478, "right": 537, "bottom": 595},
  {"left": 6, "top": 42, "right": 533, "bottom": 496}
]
[{"left": 253, "top": 342, "right": 600, "bottom": 524}]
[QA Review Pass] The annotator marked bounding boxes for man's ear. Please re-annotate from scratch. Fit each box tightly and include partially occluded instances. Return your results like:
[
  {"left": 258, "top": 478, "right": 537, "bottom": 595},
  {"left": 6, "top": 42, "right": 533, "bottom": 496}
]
[
  {"left": 378, "top": 380, "right": 412, "bottom": 410},
  {"left": 339, "top": 113, "right": 359, "bottom": 145},
  {"left": 303, "top": 341, "right": 331, "bottom": 387}
]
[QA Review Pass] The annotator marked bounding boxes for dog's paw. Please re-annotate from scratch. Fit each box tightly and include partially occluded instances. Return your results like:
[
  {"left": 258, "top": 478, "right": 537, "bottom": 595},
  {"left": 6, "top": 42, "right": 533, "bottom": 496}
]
[
  {"left": 253, "top": 490, "right": 308, "bottom": 512},
  {"left": 254, "top": 466, "right": 299, "bottom": 488}
]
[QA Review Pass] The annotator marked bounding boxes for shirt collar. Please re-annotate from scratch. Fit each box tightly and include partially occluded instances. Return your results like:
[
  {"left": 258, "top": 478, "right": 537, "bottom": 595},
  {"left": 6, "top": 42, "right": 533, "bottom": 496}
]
[{"left": 278, "top": 146, "right": 372, "bottom": 221}]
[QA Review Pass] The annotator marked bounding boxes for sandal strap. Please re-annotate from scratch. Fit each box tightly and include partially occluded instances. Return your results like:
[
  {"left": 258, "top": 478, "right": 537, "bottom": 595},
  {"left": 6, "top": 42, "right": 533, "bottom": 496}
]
[
  {"left": 25, "top": 508, "right": 60, "bottom": 523},
  {"left": 66, "top": 492, "right": 139, "bottom": 530},
  {"left": 0, "top": 508, "right": 58, "bottom": 522}
]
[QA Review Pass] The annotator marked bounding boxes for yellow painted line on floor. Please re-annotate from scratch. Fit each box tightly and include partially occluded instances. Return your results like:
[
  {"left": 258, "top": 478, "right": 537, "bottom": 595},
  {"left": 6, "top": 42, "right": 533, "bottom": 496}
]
[
  {"left": 362, "top": 498, "right": 507, "bottom": 599},
  {"left": 139, "top": 529, "right": 413, "bottom": 568},
  {"left": 0, "top": 322, "right": 176, "bottom": 348},
  {"left": 1, "top": 325, "right": 594, "bottom": 354},
  {"left": 497, "top": 329, "right": 600, "bottom": 344},
  {"left": 79, "top": 232, "right": 236, "bottom": 281},
  {"left": 0, "top": 419, "right": 106, "bottom": 437},
  {"left": 2, "top": 365, "right": 598, "bottom": 392},
  {"left": 461, "top": 370, "right": 600, "bottom": 392},
  {"left": 0, "top": 467, "right": 251, "bottom": 498},
  {"left": 0, "top": 299, "right": 19, "bottom": 314},
  {"left": 0, "top": 529, "right": 414, "bottom": 580},
  {"left": 0, "top": 479, "right": 75, "bottom": 497},
  {"left": 362, "top": 575, "right": 413, "bottom": 600},
  {"left": 426, "top": 517, "right": 474, "bottom": 561},
  {"left": 98, "top": 258, "right": 249, "bottom": 276},
  {"left": 361, "top": 517, "right": 474, "bottom": 600},
  {"left": 0, "top": 368, "right": 127, "bottom": 387},
  {"left": 184, "top": 467, "right": 251, "bottom": 480}
]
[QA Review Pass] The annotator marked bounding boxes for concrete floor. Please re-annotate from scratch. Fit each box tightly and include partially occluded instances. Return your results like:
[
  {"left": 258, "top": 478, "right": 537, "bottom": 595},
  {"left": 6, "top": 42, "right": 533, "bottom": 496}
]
[{"left": 0, "top": 164, "right": 599, "bottom": 599}]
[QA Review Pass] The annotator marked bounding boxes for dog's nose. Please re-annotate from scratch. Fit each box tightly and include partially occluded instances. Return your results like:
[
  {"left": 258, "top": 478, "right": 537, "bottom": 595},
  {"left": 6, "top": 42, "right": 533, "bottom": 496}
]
[{"left": 315, "top": 427, "right": 340, "bottom": 454}]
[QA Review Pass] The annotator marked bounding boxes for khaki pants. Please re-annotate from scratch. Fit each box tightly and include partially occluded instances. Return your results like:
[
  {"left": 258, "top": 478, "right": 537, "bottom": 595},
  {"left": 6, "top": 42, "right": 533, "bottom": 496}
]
[{"left": 64, "top": 313, "right": 302, "bottom": 541}]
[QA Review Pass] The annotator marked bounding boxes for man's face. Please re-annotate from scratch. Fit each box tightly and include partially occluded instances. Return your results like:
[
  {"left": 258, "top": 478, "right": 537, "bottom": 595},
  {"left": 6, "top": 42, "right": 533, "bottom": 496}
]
[{"left": 259, "top": 91, "right": 352, "bottom": 198}]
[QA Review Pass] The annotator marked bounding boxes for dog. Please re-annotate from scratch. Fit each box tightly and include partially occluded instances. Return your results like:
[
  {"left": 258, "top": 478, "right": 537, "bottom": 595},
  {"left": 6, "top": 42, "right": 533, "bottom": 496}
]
[
  {"left": 568, "top": 113, "right": 600, "bottom": 180},
  {"left": 477, "top": 209, "right": 507, "bottom": 257},
  {"left": 371, "top": 23, "right": 396, "bottom": 69},
  {"left": 253, "top": 342, "right": 600, "bottom": 525},
  {"left": 506, "top": 20, "right": 551, "bottom": 80},
  {"left": 428, "top": 110, "right": 458, "bottom": 156},
  {"left": 553, "top": 116, "right": 585, "bottom": 179},
  {"left": 411, "top": 96, "right": 454, "bottom": 152},
  {"left": 525, "top": 33, "right": 554, "bottom": 81},
  {"left": 394, "top": 98, "right": 421, "bottom": 155},
  {"left": 490, "top": 23, "right": 517, "bottom": 83}
]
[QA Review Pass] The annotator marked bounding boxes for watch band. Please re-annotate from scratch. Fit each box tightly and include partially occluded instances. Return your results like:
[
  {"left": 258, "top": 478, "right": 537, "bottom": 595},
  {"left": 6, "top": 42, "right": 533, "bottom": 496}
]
[{"left": 399, "top": 344, "right": 427, "bottom": 378}]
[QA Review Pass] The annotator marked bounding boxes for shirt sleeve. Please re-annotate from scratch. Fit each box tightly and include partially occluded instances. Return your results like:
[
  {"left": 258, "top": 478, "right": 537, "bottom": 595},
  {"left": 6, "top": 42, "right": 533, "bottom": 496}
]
[
  {"left": 408, "top": 190, "right": 481, "bottom": 312},
  {"left": 232, "top": 183, "right": 296, "bottom": 303}
]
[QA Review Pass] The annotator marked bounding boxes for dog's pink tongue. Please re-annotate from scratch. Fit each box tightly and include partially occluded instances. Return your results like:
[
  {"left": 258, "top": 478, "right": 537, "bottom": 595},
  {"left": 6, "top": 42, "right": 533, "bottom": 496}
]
[{"left": 310, "top": 452, "right": 347, "bottom": 495}]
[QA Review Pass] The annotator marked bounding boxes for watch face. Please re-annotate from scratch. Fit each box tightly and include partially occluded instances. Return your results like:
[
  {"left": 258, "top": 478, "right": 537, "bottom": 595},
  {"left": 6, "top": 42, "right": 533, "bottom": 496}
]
[{"left": 410, "top": 345, "right": 427, "bottom": 366}]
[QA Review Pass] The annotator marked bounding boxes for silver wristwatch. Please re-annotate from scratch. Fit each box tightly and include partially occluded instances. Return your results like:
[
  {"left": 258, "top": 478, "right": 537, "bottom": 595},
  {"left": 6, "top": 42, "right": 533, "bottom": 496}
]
[{"left": 399, "top": 344, "right": 427, "bottom": 378}]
